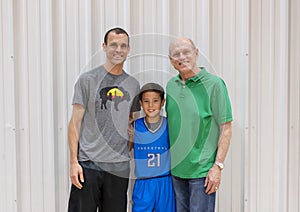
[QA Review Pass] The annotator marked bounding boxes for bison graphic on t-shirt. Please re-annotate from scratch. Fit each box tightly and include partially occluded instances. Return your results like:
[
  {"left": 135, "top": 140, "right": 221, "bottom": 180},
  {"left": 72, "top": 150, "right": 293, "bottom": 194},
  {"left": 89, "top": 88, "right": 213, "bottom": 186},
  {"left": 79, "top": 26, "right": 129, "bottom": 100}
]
[{"left": 99, "top": 86, "right": 130, "bottom": 111}]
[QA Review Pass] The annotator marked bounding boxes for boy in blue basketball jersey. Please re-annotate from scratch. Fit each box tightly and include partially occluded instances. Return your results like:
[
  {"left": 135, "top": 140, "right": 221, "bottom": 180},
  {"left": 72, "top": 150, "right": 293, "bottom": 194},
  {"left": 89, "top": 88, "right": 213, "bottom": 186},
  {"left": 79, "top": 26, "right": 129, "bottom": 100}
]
[{"left": 130, "top": 83, "right": 175, "bottom": 212}]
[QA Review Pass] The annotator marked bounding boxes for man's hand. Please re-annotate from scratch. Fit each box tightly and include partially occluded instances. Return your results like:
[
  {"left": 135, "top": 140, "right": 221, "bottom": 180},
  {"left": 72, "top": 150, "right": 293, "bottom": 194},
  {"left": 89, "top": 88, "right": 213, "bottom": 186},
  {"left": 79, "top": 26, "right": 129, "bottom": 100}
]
[
  {"left": 70, "top": 162, "right": 84, "bottom": 189},
  {"left": 204, "top": 165, "right": 221, "bottom": 194}
]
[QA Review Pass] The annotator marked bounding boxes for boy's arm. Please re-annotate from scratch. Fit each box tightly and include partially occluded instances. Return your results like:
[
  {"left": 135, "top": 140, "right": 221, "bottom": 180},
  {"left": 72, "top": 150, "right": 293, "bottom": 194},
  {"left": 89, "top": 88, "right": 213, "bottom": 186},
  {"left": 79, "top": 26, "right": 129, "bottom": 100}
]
[{"left": 68, "top": 104, "right": 85, "bottom": 189}]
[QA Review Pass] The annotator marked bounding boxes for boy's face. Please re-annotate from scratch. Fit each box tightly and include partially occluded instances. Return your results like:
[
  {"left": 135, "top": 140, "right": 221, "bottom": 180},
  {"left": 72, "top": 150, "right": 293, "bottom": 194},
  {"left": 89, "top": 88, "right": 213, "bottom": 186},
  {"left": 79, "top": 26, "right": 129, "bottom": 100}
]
[{"left": 140, "top": 91, "right": 165, "bottom": 121}]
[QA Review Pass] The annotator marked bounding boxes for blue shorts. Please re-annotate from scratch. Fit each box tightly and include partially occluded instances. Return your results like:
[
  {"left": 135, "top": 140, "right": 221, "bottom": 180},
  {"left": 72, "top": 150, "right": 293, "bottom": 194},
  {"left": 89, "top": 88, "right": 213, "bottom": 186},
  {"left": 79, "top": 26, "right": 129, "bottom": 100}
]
[{"left": 132, "top": 175, "right": 175, "bottom": 212}]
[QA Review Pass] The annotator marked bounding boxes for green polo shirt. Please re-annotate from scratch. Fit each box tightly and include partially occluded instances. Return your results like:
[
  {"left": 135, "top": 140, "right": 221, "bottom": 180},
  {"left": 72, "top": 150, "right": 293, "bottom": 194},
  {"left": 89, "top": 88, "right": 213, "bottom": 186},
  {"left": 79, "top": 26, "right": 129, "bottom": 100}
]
[{"left": 166, "top": 68, "right": 233, "bottom": 178}]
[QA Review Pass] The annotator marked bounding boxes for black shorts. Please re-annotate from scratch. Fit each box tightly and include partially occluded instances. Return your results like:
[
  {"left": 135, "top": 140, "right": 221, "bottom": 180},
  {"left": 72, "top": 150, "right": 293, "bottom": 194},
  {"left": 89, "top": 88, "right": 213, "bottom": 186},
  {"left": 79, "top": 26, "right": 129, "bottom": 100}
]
[{"left": 68, "top": 165, "right": 129, "bottom": 212}]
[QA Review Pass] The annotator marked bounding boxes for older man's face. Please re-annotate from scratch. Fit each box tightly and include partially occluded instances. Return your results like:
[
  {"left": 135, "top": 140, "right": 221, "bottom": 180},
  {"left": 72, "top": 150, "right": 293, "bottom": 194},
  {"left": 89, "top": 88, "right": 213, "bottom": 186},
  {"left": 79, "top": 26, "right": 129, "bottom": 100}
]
[{"left": 169, "top": 38, "right": 198, "bottom": 75}]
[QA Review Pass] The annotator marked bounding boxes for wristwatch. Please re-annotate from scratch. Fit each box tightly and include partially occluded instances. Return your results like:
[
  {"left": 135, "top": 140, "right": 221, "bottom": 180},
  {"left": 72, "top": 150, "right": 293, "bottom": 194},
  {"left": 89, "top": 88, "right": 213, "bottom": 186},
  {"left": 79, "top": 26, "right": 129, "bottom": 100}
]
[{"left": 215, "top": 161, "right": 224, "bottom": 170}]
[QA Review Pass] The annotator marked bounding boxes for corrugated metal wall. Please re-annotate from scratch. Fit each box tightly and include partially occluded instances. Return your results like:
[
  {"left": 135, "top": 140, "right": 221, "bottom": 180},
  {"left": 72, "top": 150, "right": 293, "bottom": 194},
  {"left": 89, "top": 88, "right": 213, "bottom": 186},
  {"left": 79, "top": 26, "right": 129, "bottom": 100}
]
[
  {"left": 247, "top": 0, "right": 290, "bottom": 211},
  {"left": 0, "top": 0, "right": 299, "bottom": 211}
]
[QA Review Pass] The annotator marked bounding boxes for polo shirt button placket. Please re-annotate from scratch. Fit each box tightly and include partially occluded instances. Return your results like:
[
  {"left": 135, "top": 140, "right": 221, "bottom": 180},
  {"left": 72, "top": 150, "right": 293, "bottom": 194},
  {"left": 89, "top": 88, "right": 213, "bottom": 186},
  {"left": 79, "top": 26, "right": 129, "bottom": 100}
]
[{"left": 180, "top": 85, "right": 186, "bottom": 98}]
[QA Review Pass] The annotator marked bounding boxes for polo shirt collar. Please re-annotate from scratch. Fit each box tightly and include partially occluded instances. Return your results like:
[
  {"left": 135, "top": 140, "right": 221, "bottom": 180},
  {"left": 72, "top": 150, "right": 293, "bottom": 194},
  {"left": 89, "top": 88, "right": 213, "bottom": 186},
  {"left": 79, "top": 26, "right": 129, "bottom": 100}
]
[{"left": 177, "top": 67, "right": 206, "bottom": 83}]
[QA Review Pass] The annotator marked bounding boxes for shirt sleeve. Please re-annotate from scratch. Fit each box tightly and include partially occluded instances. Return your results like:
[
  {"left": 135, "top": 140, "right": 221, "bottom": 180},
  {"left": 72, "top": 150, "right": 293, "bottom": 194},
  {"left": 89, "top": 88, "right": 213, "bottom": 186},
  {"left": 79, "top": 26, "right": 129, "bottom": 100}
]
[
  {"left": 72, "top": 75, "right": 89, "bottom": 108},
  {"left": 130, "top": 82, "right": 141, "bottom": 113},
  {"left": 211, "top": 79, "right": 233, "bottom": 125}
]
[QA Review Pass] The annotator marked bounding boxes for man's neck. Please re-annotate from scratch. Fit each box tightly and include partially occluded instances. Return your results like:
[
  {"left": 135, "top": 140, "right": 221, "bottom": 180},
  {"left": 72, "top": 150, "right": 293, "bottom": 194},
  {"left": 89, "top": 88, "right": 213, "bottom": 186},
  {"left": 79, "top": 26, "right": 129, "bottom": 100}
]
[
  {"left": 104, "top": 63, "right": 124, "bottom": 75},
  {"left": 180, "top": 67, "right": 201, "bottom": 82}
]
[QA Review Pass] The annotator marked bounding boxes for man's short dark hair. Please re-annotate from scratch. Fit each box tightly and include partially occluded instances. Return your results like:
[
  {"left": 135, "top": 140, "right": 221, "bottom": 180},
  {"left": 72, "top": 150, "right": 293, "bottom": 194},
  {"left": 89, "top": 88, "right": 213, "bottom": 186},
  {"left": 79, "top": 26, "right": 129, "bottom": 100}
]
[{"left": 104, "top": 27, "right": 130, "bottom": 45}]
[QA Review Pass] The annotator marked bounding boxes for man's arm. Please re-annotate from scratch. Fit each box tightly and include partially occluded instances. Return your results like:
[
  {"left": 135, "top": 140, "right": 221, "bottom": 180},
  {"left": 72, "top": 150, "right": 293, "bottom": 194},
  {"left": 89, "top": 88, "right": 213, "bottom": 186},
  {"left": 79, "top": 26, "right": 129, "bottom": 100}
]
[
  {"left": 68, "top": 104, "right": 85, "bottom": 189},
  {"left": 205, "top": 121, "right": 232, "bottom": 194}
]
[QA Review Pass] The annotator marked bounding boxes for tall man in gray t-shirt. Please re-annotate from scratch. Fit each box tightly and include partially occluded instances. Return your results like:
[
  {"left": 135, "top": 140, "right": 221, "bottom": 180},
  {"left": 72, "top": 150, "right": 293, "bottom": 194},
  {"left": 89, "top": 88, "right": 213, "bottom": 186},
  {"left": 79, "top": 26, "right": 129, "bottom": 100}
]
[{"left": 68, "top": 27, "right": 140, "bottom": 212}]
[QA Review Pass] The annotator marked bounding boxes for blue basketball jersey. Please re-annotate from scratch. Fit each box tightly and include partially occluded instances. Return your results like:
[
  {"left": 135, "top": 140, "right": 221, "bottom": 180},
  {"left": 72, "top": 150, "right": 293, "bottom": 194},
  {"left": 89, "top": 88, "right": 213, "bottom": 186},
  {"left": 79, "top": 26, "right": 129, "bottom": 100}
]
[{"left": 133, "top": 117, "right": 171, "bottom": 179}]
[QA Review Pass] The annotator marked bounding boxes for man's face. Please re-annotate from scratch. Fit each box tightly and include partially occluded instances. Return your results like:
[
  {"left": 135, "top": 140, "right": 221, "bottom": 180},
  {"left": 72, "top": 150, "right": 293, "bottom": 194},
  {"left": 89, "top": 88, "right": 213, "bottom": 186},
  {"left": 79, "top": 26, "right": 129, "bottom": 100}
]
[
  {"left": 103, "top": 32, "right": 130, "bottom": 66},
  {"left": 169, "top": 39, "right": 198, "bottom": 75}
]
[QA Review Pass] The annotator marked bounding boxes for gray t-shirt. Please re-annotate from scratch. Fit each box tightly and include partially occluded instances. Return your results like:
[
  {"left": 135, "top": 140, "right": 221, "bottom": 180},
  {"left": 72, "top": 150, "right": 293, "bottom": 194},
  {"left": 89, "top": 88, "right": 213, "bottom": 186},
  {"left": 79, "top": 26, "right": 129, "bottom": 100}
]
[{"left": 72, "top": 65, "right": 140, "bottom": 166}]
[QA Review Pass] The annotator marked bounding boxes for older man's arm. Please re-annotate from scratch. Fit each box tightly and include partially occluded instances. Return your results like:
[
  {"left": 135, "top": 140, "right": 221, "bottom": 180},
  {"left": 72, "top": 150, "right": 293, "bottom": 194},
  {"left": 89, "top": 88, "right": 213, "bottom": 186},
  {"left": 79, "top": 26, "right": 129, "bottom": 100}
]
[{"left": 204, "top": 121, "right": 232, "bottom": 194}]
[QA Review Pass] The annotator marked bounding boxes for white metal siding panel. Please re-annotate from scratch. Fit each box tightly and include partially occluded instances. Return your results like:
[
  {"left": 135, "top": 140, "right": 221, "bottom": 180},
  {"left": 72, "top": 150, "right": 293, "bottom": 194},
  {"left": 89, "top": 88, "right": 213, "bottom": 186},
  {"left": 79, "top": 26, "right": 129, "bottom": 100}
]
[
  {"left": 0, "top": 0, "right": 17, "bottom": 211},
  {"left": 288, "top": 0, "right": 300, "bottom": 211},
  {"left": 248, "top": 0, "right": 261, "bottom": 211},
  {"left": 40, "top": 0, "right": 56, "bottom": 211},
  {"left": 11, "top": 0, "right": 56, "bottom": 211},
  {"left": 129, "top": 0, "right": 172, "bottom": 90},
  {"left": 248, "top": 0, "right": 291, "bottom": 212},
  {"left": 91, "top": 0, "right": 105, "bottom": 70},
  {"left": 13, "top": 0, "right": 31, "bottom": 211},
  {"left": 196, "top": 1, "right": 210, "bottom": 70},
  {"left": 52, "top": 0, "right": 70, "bottom": 211},
  {"left": 273, "top": 1, "right": 289, "bottom": 211},
  {"left": 1, "top": 0, "right": 299, "bottom": 211},
  {"left": 27, "top": 1, "right": 45, "bottom": 211},
  {"left": 233, "top": 0, "right": 249, "bottom": 211}
]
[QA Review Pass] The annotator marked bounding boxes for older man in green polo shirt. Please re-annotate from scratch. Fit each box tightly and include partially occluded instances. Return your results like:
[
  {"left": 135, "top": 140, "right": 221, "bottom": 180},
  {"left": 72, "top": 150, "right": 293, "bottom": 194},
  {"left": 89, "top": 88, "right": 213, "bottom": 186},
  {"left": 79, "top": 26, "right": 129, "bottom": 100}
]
[{"left": 166, "top": 37, "right": 233, "bottom": 212}]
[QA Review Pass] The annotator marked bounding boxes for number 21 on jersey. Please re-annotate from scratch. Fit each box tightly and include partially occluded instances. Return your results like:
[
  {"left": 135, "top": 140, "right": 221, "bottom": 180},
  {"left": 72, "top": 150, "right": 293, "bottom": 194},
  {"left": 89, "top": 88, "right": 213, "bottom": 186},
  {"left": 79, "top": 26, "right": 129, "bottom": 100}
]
[{"left": 147, "top": 153, "right": 161, "bottom": 167}]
